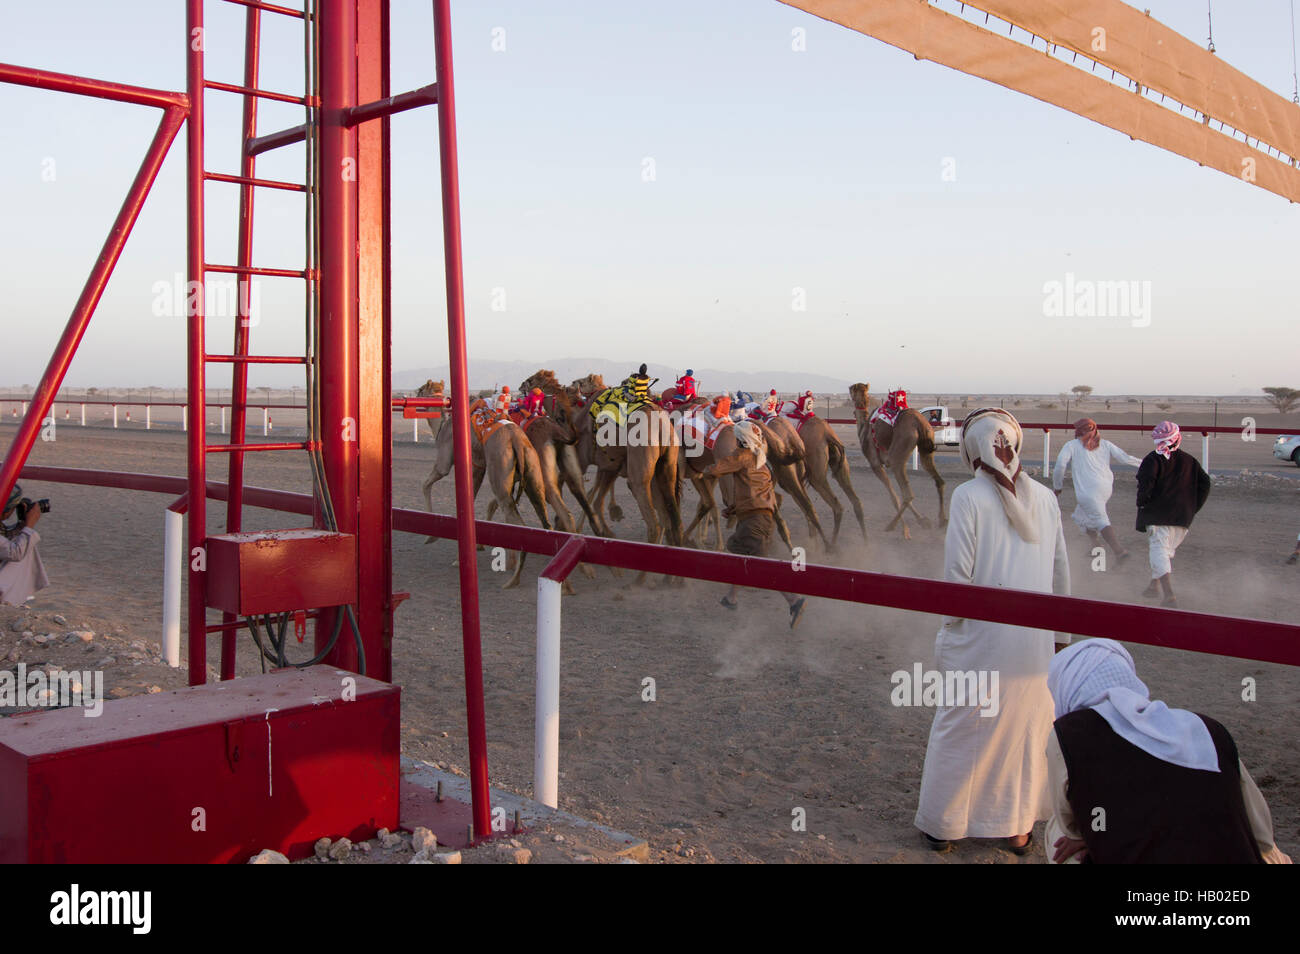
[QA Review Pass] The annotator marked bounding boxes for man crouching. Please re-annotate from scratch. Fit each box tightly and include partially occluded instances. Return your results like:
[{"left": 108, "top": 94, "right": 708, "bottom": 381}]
[
  {"left": 702, "top": 420, "right": 807, "bottom": 629},
  {"left": 0, "top": 484, "right": 49, "bottom": 605}
]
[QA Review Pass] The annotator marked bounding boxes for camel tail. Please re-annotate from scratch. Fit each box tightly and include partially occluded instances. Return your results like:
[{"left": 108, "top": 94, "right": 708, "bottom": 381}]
[
  {"left": 826, "top": 430, "right": 847, "bottom": 471},
  {"left": 513, "top": 432, "right": 551, "bottom": 529}
]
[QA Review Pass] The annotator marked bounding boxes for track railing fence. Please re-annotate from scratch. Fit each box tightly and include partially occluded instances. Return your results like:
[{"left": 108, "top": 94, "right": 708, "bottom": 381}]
[{"left": 19, "top": 463, "right": 1300, "bottom": 808}]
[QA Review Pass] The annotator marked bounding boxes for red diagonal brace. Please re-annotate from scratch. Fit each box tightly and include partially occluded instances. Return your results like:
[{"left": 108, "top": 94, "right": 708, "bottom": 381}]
[{"left": 0, "top": 63, "right": 187, "bottom": 511}]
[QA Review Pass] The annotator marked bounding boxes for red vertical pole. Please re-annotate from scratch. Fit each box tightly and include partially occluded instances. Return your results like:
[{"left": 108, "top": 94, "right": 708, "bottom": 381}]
[
  {"left": 314, "top": 0, "right": 362, "bottom": 671},
  {"left": 356, "top": 0, "right": 394, "bottom": 682},
  {"left": 222, "top": 4, "right": 262, "bottom": 681},
  {"left": 433, "top": 0, "right": 492, "bottom": 841},
  {"left": 186, "top": 0, "right": 208, "bottom": 686}
]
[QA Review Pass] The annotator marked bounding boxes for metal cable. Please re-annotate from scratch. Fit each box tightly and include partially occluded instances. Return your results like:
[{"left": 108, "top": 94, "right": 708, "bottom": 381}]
[{"left": 1291, "top": 0, "right": 1299, "bottom": 103}]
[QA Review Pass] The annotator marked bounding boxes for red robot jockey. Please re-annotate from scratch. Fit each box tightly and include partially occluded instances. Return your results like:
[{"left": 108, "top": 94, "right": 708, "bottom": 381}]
[
  {"left": 790, "top": 390, "right": 817, "bottom": 420},
  {"left": 522, "top": 386, "right": 547, "bottom": 418},
  {"left": 675, "top": 369, "right": 698, "bottom": 402}
]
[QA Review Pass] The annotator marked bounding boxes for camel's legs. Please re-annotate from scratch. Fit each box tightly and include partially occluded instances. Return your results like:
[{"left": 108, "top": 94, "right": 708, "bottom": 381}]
[
  {"left": 773, "top": 462, "right": 830, "bottom": 551},
  {"left": 828, "top": 448, "right": 868, "bottom": 543},
  {"left": 872, "top": 462, "right": 910, "bottom": 534},
  {"left": 683, "top": 473, "right": 719, "bottom": 548},
  {"left": 918, "top": 450, "right": 948, "bottom": 527},
  {"left": 627, "top": 470, "right": 663, "bottom": 585},
  {"left": 804, "top": 470, "right": 844, "bottom": 547},
  {"left": 559, "top": 444, "right": 607, "bottom": 536},
  {"left": 890, "top": 457, "right": 930, "bottom": 531}
]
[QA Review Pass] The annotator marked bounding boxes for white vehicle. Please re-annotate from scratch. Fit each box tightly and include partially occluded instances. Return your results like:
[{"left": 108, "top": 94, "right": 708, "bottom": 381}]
[
  {"left": 1273, "top": 434, "right": 1300, "bottom": 466},
  {"left": 920, "top": 405, "right": 960, "bottom": 446}
]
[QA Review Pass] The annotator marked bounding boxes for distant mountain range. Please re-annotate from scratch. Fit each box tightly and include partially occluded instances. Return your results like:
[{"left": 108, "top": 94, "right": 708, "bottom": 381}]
[{"left": 393, "top": 358, "right": 852, "bottom": 395}]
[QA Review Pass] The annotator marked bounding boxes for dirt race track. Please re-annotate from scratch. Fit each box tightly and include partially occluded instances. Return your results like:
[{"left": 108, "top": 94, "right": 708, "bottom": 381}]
[{"left": 5, "top": 411, "right": 1299, "bottom": 863}]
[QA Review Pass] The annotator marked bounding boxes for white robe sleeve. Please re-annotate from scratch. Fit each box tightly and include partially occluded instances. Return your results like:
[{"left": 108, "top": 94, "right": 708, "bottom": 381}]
[
  {"left": 0, "top": 527, "right": 38, "bottom": 563},
  {"left": 943, "top": 488, "right": 977, "bottom": 586},
  {"left": 940, "top": 488, "right": 977, "bottom": 627},
  {"left": 1051, "top": 441, "right": 1074, "bottom": 490},
  {"left": 1104, "top": 439, "right": 1142, "bottom": 469}
]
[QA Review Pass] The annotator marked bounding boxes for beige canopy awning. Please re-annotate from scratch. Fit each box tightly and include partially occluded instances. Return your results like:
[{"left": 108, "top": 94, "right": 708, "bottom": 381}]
[{"left": 782, "top": 0, "right": 1300, "bottom": 202}]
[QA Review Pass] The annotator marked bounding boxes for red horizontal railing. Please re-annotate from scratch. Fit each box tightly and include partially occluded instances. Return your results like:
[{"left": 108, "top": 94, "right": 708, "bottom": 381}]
[
  {"left": 16, "top": 465, "right": 1300, "bottom": 668},
  {"left": 6, "top": 398, "right": 1289, "bottom": 435},
  {"left": 825, "top": 417, "right": 1296, "bottom": 436}
]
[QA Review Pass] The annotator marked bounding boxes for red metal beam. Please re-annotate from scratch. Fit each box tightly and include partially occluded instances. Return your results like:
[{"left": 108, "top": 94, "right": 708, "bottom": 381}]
[
  {"left": 433, "top": 0, "right": 493, "bottom": 842},
  {"left": 221, "top": 0, "right": 307, "bottom": 20},
  {"left": 0, "top": 64, "right": 187, "bottom": 535},
  {"left": 186, "top": 0, "right": 209, "bottom": 687},
  {"left": 18, "top": 464, "right": 1300, "bottom": 669},
  {"left": 354, "top": 0, "right": 395, "bottom": 683},
  {"left": 343, "top": 82, "right": 437, "bottom": 126},
  {"left": 246, "top": 123, "right": 307, "bottom": 156},
  {"left": 223, "top": 1, "right": 264, "bottom": 681},
  {"left": 0, "top": 62, "right": 187, "bottom": 111},
  {"left": 540, "top": 537, "right": 586, "bottom": 583}
]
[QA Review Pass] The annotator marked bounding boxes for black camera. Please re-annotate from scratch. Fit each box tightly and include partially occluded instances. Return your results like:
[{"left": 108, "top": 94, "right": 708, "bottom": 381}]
[{"left": 15, "top": 498, "right": 50, "bottom": 521}]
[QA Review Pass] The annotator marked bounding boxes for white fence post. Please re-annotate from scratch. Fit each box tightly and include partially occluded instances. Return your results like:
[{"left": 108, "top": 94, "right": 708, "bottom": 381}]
[
  {"left": 413, "top": 417, "right": 418, "bottom": 442},
  {"left": 1042, "top": 430, "right": 1051, "bottom": 477},
  {"left": 113, "top": 405, "right": 118, "bottom": 428},
  {"left": 1202, "top": 433, "right": 1210, "bottom": 472},
  {"left": 220, "top": 406, "right": 226, "bottom": 433},
  {"left": 162, "top": 508, "right": 182, "bottom": 668},
  {"left": 146, "top": 405, "right": 151, "bottom": 430},
  {"left": 183, "top": 406, "right": 188, "bottom": 431},
  {"left": 534, "top": 575, "right": 562, "bottom": 809},
  {"left": 263, "top": 407, "right": 269, "bottom": 436},
  {"left": 80, "top": 403, "right": 85, "bottom": 426},
  {"left": 910, "top": 446, "right": 919, "bottom": 471}
]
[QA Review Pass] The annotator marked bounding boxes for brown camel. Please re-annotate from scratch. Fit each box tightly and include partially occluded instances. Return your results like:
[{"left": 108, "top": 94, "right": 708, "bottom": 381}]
[
  {"left": 750, "top": 414, "right": 831, "bottom": 552},
  {"left": 848, "top": 382, "right": 947, "bottom": 540},
  {"left": 673, "top": 402, "right": 821, "bottom": 551},
  {"left": 418, "top": 387, "right": 552, "bottom": 589},
  {"left": 563, "top": 381, "right": 684, "bottom": 582},
  {"left": 780, "top": 411, "right": 867, "bottom": 548},
  {"left": 519, "top": 370, "right": 610, "bottom": 536}
]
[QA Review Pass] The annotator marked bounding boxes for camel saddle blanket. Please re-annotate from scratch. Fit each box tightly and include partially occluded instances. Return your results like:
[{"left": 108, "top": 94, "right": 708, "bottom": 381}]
[
  {"left": 508, "top": 409, "right": 549, "bottom": 434},
  {"left": 587, "top": 387, "right": 651, "bottom": 428},
  {"left": 681, "top": 408, "right": 732, "bottom": 449},
  {"left": 784, "top": 404, "right": 816, "bottom": 431},
  {"left": 870, "top": 405, "right": 902, "bottom": 429},
  {"left": 469, "top": 399, "right": 513, "bottom": 445}
]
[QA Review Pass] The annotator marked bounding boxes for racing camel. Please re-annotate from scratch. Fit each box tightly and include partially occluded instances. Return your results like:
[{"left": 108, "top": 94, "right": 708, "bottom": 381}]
[
  {"left": 416, "top": 381, "right": 552, "bottom": 589},
  {"left": 848, "top": 382, "right": 947, "bottom": 540}
]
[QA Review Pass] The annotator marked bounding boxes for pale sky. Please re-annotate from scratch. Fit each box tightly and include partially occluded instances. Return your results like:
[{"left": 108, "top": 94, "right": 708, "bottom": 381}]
[{"left": 1, "top": 0, "right": 1298, "bottom": 395}]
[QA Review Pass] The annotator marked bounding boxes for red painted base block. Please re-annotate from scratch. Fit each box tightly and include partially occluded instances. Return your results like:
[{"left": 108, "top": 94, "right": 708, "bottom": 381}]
[{"left": 0, "top": 666, "right": 399, "bottom": 863}]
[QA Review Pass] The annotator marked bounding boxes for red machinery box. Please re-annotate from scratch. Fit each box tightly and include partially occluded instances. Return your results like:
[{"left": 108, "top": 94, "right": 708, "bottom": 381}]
[
  {"left": 205, "top": 528, "right": 357, "bottom": 616},
  {"left": 0, "top": 666, "right": 399, "bottom": 863}
]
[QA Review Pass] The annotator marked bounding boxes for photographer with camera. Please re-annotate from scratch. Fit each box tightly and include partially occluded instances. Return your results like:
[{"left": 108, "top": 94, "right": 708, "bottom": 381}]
[{"left": 0, "top": 484, "right": 49, "bottom": 605}]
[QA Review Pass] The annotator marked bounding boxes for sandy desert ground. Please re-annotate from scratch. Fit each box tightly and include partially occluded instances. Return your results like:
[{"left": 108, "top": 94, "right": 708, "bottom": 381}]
[{"left": 2, "top": 398, "right": 1298, "bottom": 864}]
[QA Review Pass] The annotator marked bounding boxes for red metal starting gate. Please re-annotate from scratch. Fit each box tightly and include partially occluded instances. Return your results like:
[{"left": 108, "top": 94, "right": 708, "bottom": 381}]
[{"left": 0, "top": 0, "right": 496, "bottom": 858}]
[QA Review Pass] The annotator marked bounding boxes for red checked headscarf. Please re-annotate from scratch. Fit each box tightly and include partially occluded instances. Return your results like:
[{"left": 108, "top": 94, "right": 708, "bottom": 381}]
[
  {"left": 1151, "top": 421, "right": 1181, "bottom": 459},
  {"left": 1074, "top": 418, "right": 1100, "bottom": 451}
]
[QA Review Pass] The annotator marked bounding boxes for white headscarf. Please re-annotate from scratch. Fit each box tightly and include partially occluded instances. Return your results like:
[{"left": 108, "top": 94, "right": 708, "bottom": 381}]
[
  {"left": 1048, "top": 638, "right": 1220, "bottom": 773},
  {"left": 960, "top": 408, "right": 1038, "bottom": 543},
  {"left": 733, "top": 419, "right": 767, "bottom": 471}
]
